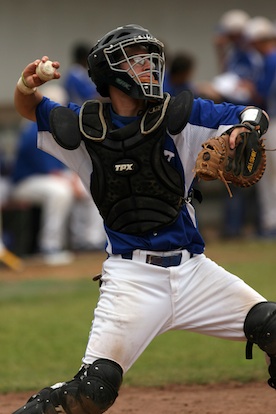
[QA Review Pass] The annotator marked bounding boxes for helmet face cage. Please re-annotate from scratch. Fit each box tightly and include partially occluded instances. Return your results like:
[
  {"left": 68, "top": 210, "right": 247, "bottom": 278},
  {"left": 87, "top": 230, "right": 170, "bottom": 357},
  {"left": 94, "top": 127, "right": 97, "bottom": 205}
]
[{"left": 104, "top": 36, "right": 165, "bottom": 100}]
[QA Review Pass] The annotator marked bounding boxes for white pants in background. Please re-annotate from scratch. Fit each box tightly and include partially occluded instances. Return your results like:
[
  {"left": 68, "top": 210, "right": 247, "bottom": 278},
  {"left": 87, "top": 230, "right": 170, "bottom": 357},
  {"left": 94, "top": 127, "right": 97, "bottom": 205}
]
[
  {"left": 11, "top": 174, "right": 106, "bottom": 252},
  {"left": 70, "top": 196, "right": 106, "bottom": 251}
]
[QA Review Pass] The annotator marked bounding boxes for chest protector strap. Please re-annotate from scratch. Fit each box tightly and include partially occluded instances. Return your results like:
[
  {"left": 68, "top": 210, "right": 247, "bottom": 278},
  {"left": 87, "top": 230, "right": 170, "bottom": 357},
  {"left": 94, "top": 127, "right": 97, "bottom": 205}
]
[{"left": 49, "top": 91, "right": 193, "bottom": 235}]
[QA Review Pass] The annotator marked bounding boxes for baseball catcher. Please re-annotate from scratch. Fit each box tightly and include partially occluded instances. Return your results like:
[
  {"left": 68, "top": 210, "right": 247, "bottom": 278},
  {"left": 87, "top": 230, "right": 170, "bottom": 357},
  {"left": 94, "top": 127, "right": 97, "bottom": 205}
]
[
  {"left": 12, "top": 24, "right": 276, "bottom": 414},
  {"left": 195, "top": 109, "right": 268, "bottom": 197}
]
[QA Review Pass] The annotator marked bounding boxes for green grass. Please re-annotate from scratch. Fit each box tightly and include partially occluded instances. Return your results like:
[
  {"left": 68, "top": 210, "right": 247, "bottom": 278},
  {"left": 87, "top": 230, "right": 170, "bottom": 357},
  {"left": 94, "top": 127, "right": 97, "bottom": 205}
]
[
  {"left": 0, "top": 279, "right": 95, "bottom": 392},
  {"left": 1, "top": 239, "right": 276, "bottom": 392}
]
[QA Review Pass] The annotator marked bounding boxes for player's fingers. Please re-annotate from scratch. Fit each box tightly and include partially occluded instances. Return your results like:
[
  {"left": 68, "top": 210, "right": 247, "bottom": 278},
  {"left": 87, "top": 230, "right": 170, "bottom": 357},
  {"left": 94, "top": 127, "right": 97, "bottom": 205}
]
[
  {"left": 40, "top": 55, "right": 50, "bottom": 63},
  {"left": 229, "top": 127, "right": 248, "bottom": 149},
  {"left": 229, "top": 132, "right": 238, "bottom": 149}
]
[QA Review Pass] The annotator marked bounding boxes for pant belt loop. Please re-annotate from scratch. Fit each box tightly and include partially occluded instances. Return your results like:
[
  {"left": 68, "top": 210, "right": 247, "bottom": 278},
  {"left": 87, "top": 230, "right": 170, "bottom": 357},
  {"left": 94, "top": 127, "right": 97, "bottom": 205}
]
[{"left": 121, "top": 252, "right": 133, "bottom": 260}]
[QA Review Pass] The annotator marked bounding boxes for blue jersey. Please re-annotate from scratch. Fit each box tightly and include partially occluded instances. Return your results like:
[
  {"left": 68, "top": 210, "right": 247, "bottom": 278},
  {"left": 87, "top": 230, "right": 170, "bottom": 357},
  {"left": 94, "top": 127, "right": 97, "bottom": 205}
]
[
  {"left": 226, "top": 48, "right": 263, "bottom": 82},
  {"left": 12, "top": 121, "right": 66, "bottom": 184},
  {"left": 63, "top": 64, "right": 98, "bottom": 105},
  {"left": 36, "top": 96, "right": 245, "bottom": 255}
]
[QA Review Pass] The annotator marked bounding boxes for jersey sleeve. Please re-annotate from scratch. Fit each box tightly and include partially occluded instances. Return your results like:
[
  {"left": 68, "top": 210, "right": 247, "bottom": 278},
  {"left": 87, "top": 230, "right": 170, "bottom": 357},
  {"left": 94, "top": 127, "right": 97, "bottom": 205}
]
[{"left": 189, "top": 97, "right": 246, "bottom": 129}]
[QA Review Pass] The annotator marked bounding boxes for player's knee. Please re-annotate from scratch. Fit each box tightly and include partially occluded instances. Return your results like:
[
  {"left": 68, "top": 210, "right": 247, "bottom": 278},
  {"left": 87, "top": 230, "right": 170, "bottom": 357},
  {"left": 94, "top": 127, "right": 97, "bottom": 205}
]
[
  {"left": 55, "top": 358, "right": 123, "bottom": 413},
  {"left": 75, "top": 358, "right": 123, "bottom": 411},
  {"left": 244, "top": 301, "right": 276, "bottom": 357},
  {"left": 12, "top": 358, "right": 123, "bottom": 414}
]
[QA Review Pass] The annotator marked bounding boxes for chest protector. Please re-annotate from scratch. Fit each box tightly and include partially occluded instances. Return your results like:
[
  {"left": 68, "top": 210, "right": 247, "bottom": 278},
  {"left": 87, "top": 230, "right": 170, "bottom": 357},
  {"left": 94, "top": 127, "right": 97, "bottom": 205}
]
[{"left": 50, "top": 91, "right": 193, "bottom": 235}]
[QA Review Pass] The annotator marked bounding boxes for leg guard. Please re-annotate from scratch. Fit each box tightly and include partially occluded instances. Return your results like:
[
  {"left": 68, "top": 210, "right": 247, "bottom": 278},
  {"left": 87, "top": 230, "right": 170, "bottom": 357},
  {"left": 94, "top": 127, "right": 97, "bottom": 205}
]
[
  {"left": 244, "top": 301, "right": 276, "bottom": 389},
  {"left": 12, "top": 358, "right": 123, "bottom": 414}
]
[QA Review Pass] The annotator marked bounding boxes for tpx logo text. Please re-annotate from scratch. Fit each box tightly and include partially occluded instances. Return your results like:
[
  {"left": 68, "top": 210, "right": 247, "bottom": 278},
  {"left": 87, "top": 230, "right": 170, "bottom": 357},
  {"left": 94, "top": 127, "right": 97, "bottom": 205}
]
[{"left": 114, "top": 159, "right": 138, "bottom": 175}]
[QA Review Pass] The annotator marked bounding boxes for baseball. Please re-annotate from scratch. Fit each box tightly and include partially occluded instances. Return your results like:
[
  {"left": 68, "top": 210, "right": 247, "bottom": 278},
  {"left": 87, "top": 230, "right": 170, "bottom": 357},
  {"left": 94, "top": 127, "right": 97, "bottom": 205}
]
[{"left": 36, "top": 60, "right": 55, "bottom": 81}]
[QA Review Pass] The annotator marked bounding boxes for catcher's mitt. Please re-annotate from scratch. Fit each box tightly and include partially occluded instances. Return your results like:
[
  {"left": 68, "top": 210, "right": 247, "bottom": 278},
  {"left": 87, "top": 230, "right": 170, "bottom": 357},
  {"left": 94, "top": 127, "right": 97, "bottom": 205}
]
[{"left": 194, "top": 128, "right": 266, "bottom": 197}]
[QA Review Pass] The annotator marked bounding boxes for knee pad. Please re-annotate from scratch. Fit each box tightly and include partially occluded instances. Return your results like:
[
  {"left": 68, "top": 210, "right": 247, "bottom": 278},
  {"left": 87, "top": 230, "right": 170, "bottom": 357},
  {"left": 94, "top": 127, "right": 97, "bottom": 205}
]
[
  {"left": 74, "top": 358, "right": 123, "bottom": 412},
  {"left": 244, "top": 301, "right": 276, "bottom": 358},
  {"left": 12, "top": 359, "right": 123, "bottom": 414}
]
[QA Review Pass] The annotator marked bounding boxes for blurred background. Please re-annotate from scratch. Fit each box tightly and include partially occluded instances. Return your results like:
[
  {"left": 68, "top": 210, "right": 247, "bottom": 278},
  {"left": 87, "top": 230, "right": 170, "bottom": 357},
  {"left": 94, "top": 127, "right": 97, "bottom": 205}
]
[
  {"left": 1, "top": 0, "right": 275, "bottom": 103},
  {"left": 1, "top": 1, "right": 276, "bottom": 264}
]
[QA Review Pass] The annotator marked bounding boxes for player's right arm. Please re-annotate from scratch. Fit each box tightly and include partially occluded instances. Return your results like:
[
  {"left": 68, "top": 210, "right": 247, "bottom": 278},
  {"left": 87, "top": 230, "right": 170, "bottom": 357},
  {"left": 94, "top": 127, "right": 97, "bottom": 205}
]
[{"left": 14, "top": 56, "right": 60, "bottom": 121}]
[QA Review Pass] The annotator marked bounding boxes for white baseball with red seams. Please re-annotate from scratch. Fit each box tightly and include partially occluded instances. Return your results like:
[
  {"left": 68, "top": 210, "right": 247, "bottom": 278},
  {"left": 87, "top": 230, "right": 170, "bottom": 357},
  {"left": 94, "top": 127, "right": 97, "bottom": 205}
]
[{"left": 36, "top": 60, "right": 55, "bottom": 81}]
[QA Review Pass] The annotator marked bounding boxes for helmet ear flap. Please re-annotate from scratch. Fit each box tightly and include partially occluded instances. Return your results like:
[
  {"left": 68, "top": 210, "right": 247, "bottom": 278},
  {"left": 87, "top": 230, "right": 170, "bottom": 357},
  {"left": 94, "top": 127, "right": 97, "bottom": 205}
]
[{"left": 87, "top": 53, "right": 111, "bottom": 97}]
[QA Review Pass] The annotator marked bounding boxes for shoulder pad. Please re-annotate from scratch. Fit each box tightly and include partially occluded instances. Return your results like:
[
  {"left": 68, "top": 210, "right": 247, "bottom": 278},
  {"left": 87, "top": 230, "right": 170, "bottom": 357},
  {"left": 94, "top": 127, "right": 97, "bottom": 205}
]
[
  {"left": 167, "top": 90, "right": 194, "bottom": 135},
  {"left": 49, "top": 106, "right": 82, "bottom": 150},
  {"left": 79, "top": 100, "right": 107, "bottom": 141}
]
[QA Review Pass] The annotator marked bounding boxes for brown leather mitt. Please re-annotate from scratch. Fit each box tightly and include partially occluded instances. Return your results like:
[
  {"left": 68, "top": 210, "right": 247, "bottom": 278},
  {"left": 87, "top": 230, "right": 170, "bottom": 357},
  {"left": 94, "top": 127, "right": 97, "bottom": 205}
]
[{"left": 194, "top": 129, "right": 266, "bottom": 197}]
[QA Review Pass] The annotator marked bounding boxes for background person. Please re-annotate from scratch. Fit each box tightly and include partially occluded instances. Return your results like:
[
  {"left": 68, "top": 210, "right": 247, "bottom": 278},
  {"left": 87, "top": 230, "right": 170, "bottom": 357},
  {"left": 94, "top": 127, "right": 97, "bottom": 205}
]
[
  {"left": 63, "top": 42, "right": 99, "bottom": 104},
  {"left": 163, "top": 51, "right": 198, "bottom": 96},
  {"left": 198, "top": 11, "right": 265, "bottom": 239},
  {"left": 242, "top": 16, "right": 276, "bottom": 238}
]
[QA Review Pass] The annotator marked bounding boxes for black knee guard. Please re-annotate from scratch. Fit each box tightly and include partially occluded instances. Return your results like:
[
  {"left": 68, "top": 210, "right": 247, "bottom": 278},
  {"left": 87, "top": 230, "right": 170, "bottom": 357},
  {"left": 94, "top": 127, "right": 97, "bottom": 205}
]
[
  {"left": 73, "top": 358, "right": 123, "bottom": 412},
  {"left": 244, "top": 301, "right": 276, "bottom": 389},
  {"left": 12, "top": 358, "right": 123, "bottom": 414},
  {"left": 244, "top": 301, "right": 276, "bottom": 357}
]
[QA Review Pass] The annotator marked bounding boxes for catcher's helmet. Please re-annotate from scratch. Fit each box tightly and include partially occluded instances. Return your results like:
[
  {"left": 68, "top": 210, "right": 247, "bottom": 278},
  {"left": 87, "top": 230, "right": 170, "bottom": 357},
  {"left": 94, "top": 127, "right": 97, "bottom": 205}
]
[{"left": 87, "top": 24, "right": 165, "bottom": 100}]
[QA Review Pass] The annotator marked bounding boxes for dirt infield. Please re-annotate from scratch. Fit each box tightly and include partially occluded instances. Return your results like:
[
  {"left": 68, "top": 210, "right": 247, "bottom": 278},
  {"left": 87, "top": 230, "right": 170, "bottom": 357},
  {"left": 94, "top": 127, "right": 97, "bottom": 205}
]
[
  {"left": 2, "top": 382, "right": 276, "bottom": 413},
  {"left": 1, "top": 249, "right": 276, "bottom": 413}
]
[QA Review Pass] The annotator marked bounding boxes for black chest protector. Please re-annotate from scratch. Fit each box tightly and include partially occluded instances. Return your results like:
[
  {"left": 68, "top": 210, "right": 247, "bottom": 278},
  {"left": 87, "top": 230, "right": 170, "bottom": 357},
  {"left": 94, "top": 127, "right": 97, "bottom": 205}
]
[{"left": 50, "top": 91, "right": 193, "bottom": 235}]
